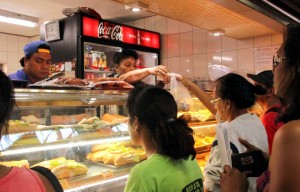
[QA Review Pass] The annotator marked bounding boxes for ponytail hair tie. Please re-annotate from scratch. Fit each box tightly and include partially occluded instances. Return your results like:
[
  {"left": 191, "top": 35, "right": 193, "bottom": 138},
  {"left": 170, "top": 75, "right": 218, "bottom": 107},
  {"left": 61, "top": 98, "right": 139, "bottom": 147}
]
[{"left": 167, "top": 118, "right": 176, "bottom": 123}]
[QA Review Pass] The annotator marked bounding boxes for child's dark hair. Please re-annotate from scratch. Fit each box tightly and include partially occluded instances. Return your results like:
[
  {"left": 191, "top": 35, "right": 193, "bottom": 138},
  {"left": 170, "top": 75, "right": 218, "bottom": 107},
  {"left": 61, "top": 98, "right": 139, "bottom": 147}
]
[
  {"left": 0, "top": 70, "right": 15, "bottom": 139},
  {"left": 127, "top": 84, "right": 196, "bottom": 160},
  {"left": 113, "top": 49, "right": 138, "bottom": 65},
  {"left": 215, "top": 73, "right": 259, "bottom": 109}
]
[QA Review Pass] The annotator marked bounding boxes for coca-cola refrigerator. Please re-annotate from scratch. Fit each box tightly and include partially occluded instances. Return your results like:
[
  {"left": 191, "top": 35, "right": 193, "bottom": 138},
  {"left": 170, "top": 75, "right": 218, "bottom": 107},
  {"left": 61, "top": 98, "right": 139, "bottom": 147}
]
[{"left": 41, "top": 13, "right": 160, "bottom": 85}]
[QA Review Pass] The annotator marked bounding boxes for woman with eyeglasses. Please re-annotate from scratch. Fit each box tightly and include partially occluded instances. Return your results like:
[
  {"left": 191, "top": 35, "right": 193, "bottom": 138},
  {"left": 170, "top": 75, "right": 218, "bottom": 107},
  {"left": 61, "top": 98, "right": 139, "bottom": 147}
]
[
  {"left": 220, "top": 24, "right": 300, "bottom": 192},
  {"left": 201, "top": 73, "right": 269, "bottom": 192},
  {"left": 176, "top": 72, "right": 268, "bottom": 192}
]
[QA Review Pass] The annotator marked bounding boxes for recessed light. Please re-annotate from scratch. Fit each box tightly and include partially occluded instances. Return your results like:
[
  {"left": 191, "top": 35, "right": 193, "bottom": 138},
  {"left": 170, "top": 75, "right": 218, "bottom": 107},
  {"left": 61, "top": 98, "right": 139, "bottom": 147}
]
[
  {"left": 208, "top": 29, "right": 225, "bottom": 36},
  {"left": 125, "top": 1, "right": 149, "bottom": 12}
]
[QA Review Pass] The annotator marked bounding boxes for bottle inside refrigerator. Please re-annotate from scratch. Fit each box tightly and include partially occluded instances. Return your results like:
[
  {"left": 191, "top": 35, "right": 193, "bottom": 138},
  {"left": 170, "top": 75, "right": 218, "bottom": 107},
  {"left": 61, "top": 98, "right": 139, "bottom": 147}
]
[{"left": 84, "top": 42, "right": 122, "bottom": 79}]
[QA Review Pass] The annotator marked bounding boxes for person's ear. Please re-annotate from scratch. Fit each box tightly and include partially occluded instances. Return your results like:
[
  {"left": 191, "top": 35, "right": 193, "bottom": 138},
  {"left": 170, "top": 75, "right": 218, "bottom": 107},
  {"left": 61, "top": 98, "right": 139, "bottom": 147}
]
[
  {"left": 115, "top": 65, "right": 119, "bottom": 72},
  {"left": 225, "top": 99, "right": 230, "bottom": 105},
  {"left": 24, "top": 58, "right": 29, "bottom": 67},
  {"left": 224, "top": 99, "right": 231, "bottom": 110},
  {"left": 267, "top": 87, "right": 274, "bottom": 95},
  {"left": 132, "top": 116, "right": 141, "bottom": 133}
]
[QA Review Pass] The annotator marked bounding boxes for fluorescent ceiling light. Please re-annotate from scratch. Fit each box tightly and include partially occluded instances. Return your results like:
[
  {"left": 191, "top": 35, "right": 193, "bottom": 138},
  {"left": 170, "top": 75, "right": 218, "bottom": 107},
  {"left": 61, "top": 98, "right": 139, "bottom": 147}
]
[
  {"left": 125, "top": 1, "right": 149, "bottom": 12},
  {"left": 0, "top": 9, "right": 39, "bottom": 27},
  {"left": 131, "top": 7, "right": 142, "bottom": 12},
  {"left": 208, "top": 29, "right": 225, "bottom": 36}
]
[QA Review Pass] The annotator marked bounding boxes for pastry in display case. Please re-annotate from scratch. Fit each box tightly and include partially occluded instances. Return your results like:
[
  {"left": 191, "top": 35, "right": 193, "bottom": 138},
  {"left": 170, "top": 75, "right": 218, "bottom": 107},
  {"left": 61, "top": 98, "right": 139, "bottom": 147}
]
[
  {"left": 0, "top": 88, "right": 216, "bottom": 192},
  {"left": 177, "top": 96, "right": 217, "bottom": 170}
]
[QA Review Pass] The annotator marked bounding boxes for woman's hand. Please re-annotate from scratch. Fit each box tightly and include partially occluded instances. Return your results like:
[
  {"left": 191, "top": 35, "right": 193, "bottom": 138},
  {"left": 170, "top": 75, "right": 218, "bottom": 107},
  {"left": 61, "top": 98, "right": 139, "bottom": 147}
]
[
  {"left": 239, "top": 138, "right": 270, "bottom": 161},
  {"left": 148, "top": 65, "right": 168, "bottom": 76},
  {"left": 220, "top": 165, "right": 249, "bottom": 192},
  {"left": 149, "top": 65, "right": 170, "bottom": 83}
]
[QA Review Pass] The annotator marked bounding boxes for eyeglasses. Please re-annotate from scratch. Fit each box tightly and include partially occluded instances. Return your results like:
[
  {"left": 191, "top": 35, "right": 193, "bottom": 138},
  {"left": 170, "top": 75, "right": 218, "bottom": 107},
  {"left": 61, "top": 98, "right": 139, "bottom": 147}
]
[
  {"left": 210, "top": 97, "right": 221, "bottom": 105},
  {"left": 273, "top": 55, "right": 286, "bottom": 71}
]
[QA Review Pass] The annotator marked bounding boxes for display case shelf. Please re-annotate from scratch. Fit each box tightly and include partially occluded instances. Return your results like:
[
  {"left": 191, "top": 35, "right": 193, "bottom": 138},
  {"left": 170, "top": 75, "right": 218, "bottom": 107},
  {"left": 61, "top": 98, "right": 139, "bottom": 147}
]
[{"left": 0, "top": 88, "right": 216, "bottom": 192}]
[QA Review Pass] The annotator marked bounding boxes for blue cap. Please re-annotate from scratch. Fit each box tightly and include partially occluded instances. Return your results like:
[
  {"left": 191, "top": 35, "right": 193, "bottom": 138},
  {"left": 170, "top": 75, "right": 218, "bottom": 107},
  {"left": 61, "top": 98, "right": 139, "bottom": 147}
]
[{"left": 24, "top": 40, "right": 51, "bottom": 58}]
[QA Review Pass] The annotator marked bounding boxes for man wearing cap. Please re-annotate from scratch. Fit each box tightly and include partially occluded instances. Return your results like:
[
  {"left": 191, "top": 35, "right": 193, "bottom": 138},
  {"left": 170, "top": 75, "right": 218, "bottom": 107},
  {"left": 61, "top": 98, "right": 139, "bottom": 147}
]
[
  {"left": 247, "top": 70, "right": 283, "bottom": 154},
  {"left": 9, "top": 40, "right": 52, "bottom": 84}
]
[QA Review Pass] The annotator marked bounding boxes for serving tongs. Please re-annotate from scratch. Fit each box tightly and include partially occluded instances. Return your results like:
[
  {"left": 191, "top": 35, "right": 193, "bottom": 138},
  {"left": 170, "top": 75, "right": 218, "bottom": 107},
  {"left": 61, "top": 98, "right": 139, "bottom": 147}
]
[
  {"left": 31, "top": 72, "right": 65, "bottom": 86},
  {"left": 45, "top": 72, "right": 65, "bottom": 81}
]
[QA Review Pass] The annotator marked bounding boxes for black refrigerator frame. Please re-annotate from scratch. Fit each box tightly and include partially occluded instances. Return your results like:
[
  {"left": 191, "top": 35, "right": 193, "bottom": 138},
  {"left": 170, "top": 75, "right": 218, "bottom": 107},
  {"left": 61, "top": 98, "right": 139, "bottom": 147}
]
[{"left": 40, "top": 13, "right": 161, "bottom": 79}]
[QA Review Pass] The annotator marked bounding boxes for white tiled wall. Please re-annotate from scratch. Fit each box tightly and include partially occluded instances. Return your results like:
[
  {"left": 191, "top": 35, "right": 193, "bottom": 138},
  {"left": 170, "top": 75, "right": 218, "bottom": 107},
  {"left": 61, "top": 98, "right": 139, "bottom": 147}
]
[
  {"left": 126, "top": 15, "right": 283, "bottom": 79},
  {"left": 0, "top": 33, "right": 39, "bottom": 75},
  {"left": 3, "top": 16, "right": 283, "bottom": 79}
]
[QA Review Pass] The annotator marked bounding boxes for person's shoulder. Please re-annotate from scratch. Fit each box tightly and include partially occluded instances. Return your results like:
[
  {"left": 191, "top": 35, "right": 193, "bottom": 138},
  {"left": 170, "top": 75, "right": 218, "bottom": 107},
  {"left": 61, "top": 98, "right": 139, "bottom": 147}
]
[
  {"left": 8, "top": 70, "right": 26, "bottom": 80},
  {"left": 231, "top": 113, "right": 262, "bottom": 126},
  {"left": 276, "top": 120, "right": 300, "bottom": 138},
  {"left": 130, "top": 154, "right": 164, "bottom": 173},
  {"left": 273, "top": 120, "right": 300, "bottom": 150},
  {"left": 8, "top": 71, "right": 18, "bottom": 78},
  {"left": 128, "top": 159, "right": 151, "bottom": 181}
]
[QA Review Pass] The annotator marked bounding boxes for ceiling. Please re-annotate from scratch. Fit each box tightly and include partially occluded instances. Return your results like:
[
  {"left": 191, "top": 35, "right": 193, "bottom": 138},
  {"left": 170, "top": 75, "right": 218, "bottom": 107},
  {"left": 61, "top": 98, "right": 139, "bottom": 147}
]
[{"left": 0, "top": 0, "right": 285, "bottom": 39}]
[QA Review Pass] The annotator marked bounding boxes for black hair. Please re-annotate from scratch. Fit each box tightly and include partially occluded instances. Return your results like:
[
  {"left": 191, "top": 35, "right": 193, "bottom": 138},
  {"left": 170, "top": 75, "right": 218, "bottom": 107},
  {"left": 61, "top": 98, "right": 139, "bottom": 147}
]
[
  {"left": 278, "top": 24, "right": 300, "bottom": 123},
  {"left": 215, "top": 73, "right": 257, "bottom": 109},
  {"left": 20, "top": 57, "right": 25, "bottom": 67},
  {"left": 113, "top": 49, "right": 138, "bottom": 65},
  {"left": 0, "top": 70, "right": 15, "bottom": 139},
  {"left": 127, "top": 84, "right": 196, "bottom": 160},
  {"left": 253, "top": 85, "right": 268, "bottom": 95}
]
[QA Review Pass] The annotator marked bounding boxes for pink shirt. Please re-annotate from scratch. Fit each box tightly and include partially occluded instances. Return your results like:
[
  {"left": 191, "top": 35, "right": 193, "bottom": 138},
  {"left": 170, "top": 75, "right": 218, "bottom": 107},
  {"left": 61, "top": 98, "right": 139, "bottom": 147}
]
[{"left": 0, "top": 167, "right": 46, "bottom": 192}]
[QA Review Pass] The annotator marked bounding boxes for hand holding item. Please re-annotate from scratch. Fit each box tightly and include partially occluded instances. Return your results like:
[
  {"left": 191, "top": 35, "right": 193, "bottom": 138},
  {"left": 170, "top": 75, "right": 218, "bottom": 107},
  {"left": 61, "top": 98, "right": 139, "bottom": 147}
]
[
  {"left": 220, "top": 165, "right": 249, "bottom": 192},
  {"left": 149, "top": 65, "right": 170, "bottom": 83},
  {"left": 239, "top": 138, "right": 270, "bottom": 161},
  {"left": 168, "top": 73, "right": 192, "bottom": 88},
  {"left": 168, "top": 73, "right": 183, "bottom": 80},
  {"left": 148, "top": 65, "right": 168, "bottom": 76}
]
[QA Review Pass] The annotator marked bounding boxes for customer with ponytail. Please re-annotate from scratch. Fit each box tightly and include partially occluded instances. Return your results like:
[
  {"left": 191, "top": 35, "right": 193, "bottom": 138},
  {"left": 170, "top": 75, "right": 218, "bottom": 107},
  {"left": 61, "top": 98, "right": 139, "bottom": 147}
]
[{"left": 125, "top": 84, "right": 203, "bottom": 192}]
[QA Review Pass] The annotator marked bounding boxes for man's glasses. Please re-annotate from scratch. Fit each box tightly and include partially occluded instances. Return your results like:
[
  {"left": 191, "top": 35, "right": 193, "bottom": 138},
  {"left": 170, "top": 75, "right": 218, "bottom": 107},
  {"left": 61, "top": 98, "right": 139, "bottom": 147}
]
[
  {"left": 210, "top": 97, "right": 221, "bottom": 105},
  {"left": 273, "top": 55, "right": 286, "bottom": 71}
]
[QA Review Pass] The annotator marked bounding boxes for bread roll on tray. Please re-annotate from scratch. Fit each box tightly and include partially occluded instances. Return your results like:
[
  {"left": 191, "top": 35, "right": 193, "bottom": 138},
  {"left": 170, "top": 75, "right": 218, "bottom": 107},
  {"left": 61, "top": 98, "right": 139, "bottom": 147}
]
[
  {"left": 31, "top": 157, "right": 88, "bottom": 179},
  {"left": 0, "top": 160, "right": 29, "bottom": 168}
]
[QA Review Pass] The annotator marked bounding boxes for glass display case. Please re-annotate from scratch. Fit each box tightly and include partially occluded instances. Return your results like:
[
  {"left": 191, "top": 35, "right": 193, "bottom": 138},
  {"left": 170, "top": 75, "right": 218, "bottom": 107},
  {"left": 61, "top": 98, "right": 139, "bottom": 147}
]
[{"left": 0, "top": 88, "right": 216, "bottom": 192}]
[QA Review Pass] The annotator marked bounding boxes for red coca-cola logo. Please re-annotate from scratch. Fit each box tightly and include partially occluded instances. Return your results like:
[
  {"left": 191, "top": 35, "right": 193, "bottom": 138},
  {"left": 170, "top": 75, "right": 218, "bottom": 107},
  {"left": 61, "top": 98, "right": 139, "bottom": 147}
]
[
  {"left": 82, "top": 17, "right": 160, "bottom": 49},
  {"left": 98, "top": 22, "right": 123, "bottom": 41}
]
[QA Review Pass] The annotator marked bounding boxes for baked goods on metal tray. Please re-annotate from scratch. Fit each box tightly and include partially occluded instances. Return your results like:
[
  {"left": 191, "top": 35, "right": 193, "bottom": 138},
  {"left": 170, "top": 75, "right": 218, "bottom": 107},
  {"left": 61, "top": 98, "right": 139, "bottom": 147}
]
[
  {"left": 8, "top": 120, "right": 37, "bottom": 133},
  {"left": 0, "top": 160, "right": 29, "bottom": 168},
  {"left": 87, "top": 142, "right": 146, "bottom": 167},
  {"left": 31, "top": 157, "right": 88, "bottom": 179},
  {"left": 101, "top": 114, "right": 128, "bottom": 124}
]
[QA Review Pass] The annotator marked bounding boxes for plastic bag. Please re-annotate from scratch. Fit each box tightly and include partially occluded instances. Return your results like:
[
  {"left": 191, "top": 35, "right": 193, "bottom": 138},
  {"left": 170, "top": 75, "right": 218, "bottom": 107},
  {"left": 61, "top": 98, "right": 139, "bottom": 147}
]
[
  {"left": 208, "top": 64, "right": 232, "bottom": 81},
  {"left": 62, "top": 7, "right": 102, "bottom": 19},
  {"left": 169, "top": 75, "right": 193, "bottom": 111}
]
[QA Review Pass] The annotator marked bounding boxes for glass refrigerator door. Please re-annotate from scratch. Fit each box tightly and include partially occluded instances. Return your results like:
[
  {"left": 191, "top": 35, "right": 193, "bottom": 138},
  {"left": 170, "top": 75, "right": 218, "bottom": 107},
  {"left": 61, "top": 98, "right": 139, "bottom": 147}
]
[
  {"left": 135, "top": 50, "right": 158, "bottom": 85},
  {"left": 84, "top": 42, "right": 122, "bottom": 79}
]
